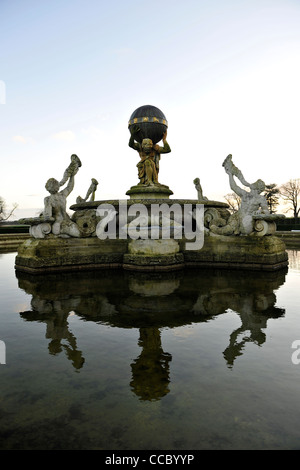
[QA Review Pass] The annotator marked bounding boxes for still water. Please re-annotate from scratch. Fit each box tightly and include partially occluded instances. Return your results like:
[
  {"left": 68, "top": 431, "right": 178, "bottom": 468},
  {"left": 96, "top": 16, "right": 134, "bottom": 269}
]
[{"left": 0, "top": 249, "right": 299, "bottom": 450}]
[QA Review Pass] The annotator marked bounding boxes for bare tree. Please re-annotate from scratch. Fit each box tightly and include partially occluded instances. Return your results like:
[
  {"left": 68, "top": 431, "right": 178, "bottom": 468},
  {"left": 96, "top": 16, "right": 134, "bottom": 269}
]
[
  {"left": 224, "top": 192, "right": 241, "bottom": 213},
  {"left": 263, "top": 183, "right": 281, "bottom": 214},
  {"left": 280, "top": 179, "right": 300, "bottom": 218},
  {"left": 0, "top": 197, "right": 18, "bottom": 222}
]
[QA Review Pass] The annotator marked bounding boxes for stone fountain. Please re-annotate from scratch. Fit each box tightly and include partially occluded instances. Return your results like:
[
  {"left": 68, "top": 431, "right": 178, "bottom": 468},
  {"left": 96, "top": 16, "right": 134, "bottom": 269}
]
[{"left": 15, "top": 105, "right": 288, "bottom": 274}]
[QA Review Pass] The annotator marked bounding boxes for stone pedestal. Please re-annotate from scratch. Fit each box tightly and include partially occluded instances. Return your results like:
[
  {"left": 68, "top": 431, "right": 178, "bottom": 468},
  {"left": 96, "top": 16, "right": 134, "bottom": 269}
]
[
  {"left": 15, "top": 231, "right": 288, "bottom": 274},
  {"left": 126, "top": 184, "right": 173, "bottom": 200},
  {"left": 123, "top": 239, "right": 184, "bottom": 271}
]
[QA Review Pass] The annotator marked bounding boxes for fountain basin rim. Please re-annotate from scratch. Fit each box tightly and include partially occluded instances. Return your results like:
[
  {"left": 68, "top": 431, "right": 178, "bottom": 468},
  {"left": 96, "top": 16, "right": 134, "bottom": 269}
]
[{"left": 70, "top": 199, "right": 229, "bottom": 211}]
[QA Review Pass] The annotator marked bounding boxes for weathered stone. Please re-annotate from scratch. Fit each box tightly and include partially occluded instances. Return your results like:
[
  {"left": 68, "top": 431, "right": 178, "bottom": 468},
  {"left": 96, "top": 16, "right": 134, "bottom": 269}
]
[
  {"left": 183, "top": 233, "right": 288, "bottom": 271},
  {"left": 126, "top": 184, "right": 173, "bottom": 200},
  {"left": 210, "top": 154, "right": 285, "bottom": 236},
  {"left": 76, "top": 178, "right": 98, "bottom": 203},
  {"left": 193, "top": 177, "right": 208, "bottom": 201},
  {"left": 128, "top": 239, "right": 179, "bottom": 255},
  {"left": 123, "top": 253, "right": 184, "bottom": 270},
  {"left": 15, "top": 237, "right": 128, "bottom": 273},
  {"left": 19, "top": 155, "right": 82, "bottom": 239}
]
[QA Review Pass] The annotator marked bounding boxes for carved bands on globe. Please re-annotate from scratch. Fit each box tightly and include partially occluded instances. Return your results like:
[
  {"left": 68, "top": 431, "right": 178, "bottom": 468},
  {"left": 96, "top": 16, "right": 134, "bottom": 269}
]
[{"left": 128, "top": 105, "right": 168, "bottom": 145}]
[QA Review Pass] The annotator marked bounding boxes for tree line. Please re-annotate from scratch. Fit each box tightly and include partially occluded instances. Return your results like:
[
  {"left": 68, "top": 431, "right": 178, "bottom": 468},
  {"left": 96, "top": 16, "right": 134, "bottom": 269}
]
[
  {"left": 0, "top": 197, "right": 18, "bottom": 222},
  {"left": 224, "top": 179, "right": 300, "bottom": 217}
]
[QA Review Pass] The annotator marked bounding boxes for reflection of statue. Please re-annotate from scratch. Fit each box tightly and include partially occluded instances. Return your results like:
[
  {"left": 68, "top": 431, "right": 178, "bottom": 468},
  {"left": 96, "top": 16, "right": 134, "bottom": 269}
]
[
  {"left": 192, "top": 280, "right": 285, "bottom": 368},
  {"left": 130, "top": 328, "right": 172, "bottom": 401},
  {"left": 193, "top": 178, "right": 208, "bottom": 201},
  {"left": 20, "top": 298, "right": 85, "bottom": 371},
  {"left": 129, "top": 125, "right": 171, "bottom": 186},
  {"left": 222, "top": 292, "right": 284, "bottom": 368},
  {"left": 211, "top": 155, "right": 269, "bottom": 235},
  {"left": 76, "top": 178, "right": 99, "bottom": 203}
]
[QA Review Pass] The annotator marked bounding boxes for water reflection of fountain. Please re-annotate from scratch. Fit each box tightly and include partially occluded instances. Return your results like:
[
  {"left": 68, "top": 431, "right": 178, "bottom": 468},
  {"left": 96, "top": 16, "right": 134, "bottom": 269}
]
[
  {"left": 130, "top": 328, "right": 172, "bottom": 401},
  {"left": 20, "top": 296, "right": 85, "bottom": 370},
  {"left": 17, "top": 267, "right": 287, "bottom": 399},
  {"left": 287, "top": 249, "right": 300, "bottom": 271}
]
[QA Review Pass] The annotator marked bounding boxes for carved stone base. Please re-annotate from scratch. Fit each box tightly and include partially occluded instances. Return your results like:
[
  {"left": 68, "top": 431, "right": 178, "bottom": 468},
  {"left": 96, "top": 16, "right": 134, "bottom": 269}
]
[
  {"left": 15, "top": 232, "right": 288, "bottom": 274},
  {"left": 183, "top": 233, "right": 288, "bottom": 271},
  {"left": 123, "top": 239, "right": 185, "bottom": 271},
  {"left": 126, "top": 184, "right": 173, "bottom": 200},
  {"left": 15, "top": 238, "right": 128, "bottom": 273}
]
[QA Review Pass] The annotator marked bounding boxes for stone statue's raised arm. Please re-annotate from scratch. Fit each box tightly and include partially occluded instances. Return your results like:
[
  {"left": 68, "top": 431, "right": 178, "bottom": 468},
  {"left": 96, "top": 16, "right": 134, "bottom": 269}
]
[
  {"left": 59, "top": 155, "right": 82, "bottom": 197},
  {"left": 223, "top": 154, "right": 249, "bottom": 197},
  {"left": 128, "top": 125, "right": 141, "bottom": 151},
  {"left": 60, "top": 154, "right": 82, "bottom": 187},
  {"left": 227, "top": 171, "right": 247, "bottom": 198},
  {"left": 154, "top": 131, "right": 171, "bottom": 154},
  {"left": 62, "top": 174, "right": 75, "bottom": 197}
]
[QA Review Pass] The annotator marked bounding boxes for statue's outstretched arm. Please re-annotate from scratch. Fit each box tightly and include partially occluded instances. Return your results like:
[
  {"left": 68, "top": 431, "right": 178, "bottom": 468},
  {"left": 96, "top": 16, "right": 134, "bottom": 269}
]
[
  {"left": 228, "top": 172, "right": 246, "bottom": 198},
  {"left": 157, "top": 141, "right": 171, "bottom": 154},
  {"left": 129, "top": 125, "right": 141, "bottom": 150},
  {"left": 62, "top": 174, "right": 75, "bottom": 197},
  {"left": 155, "top": 139, "right": 171, "bottom": 154},
  {"left": 128, "top": 134, "right": 139, "bottom": 150},
  {"left": 156, "top": 130, "right": 171, "bottom": 154},
  {"left": 223, "top": 154, "right": 250, "bottom": 188}
]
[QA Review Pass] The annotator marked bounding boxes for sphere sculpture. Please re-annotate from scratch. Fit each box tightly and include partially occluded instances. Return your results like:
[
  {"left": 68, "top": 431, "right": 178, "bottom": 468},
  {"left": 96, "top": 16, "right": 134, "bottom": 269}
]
[{"left": 128, "top": 105, "right": 168, "bottom": 144}]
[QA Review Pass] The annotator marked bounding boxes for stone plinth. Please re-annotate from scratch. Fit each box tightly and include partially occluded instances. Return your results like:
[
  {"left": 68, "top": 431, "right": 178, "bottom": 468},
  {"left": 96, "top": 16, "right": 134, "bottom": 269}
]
[
  {"left": 183, "top": 233, "right": 288, "bottom": 271},
  {"left": 15, "top": 231, "right": 288, "bottom": 274},
  {"left": 126, "top": 184, "right": 173, "bottom": 199},
  {"left": 15, "top": 237, "right": 128, "bottom": 273},
  {"left": 123, "top": 239, "right": 184, "bottom": 271}
]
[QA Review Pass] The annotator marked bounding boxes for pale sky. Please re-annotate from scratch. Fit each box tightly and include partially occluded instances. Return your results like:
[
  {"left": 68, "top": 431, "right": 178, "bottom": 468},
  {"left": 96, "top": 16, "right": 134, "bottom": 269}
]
[{"left": 0, "top": 0, "right": 299, "bottom": 219}]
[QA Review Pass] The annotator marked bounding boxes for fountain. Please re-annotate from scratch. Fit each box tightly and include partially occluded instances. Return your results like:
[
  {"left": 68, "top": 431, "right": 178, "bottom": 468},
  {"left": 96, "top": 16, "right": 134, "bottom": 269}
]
[{"left": 15, "top": 105, "right": 288, "bottom": 274}]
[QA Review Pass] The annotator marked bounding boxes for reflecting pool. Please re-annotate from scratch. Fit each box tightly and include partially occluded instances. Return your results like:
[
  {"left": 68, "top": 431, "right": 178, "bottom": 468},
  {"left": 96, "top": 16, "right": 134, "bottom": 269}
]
[{"left": 0, "top": 249, "right": 299, "bottom": 450}]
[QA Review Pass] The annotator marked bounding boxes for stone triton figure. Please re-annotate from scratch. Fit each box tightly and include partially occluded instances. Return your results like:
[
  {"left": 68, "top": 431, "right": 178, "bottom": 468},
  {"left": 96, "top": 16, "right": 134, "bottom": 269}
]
[
  {"left": 210, "top": 155, "right": 270, "bottom": 236},
  {"left": 129, "top": 124, "right": 171, "bottom": 186},
  {"left": 44, "top": 172, "right": 81, "bottom": 238}
]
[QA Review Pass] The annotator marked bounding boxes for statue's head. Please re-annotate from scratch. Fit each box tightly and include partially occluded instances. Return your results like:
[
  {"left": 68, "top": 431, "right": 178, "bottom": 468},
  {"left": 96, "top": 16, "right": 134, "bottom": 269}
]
[
  {"left": 141, "top": 138, "right": 153, "bottom": 154},
  {"left": 45, "top": 178, "right": 60, "bottom": 194},
  {"left": 250, "top": 179, "right": 265, "bottom": 193}
]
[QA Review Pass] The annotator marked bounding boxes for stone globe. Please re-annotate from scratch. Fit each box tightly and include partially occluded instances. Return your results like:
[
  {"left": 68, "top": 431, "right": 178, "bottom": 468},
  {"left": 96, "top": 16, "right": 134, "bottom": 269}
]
[{"left": 128, "top": 105, "right": 168, "bottom": 144}]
